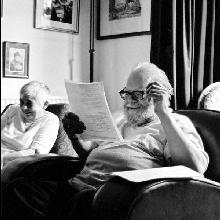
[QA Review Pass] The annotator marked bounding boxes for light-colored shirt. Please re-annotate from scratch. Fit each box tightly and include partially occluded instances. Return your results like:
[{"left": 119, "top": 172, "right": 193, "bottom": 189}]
[
  {"left": 69, "top": 111, "right": 209, "bottom": 191},
  {"left": 1, "top": 104, "right": 59, "bottom": 166}
]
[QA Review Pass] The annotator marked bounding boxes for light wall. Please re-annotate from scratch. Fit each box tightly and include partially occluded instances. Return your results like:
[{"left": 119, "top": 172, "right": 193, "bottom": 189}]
[
  {"left": 1, "top": 0, "right": 151, "bottom": 112},
  {"left": 95, "top": 35, "right": 151, "bottom": 112},
  {"left": 1, "top": 0, "right": 91, "bottom": 100}
]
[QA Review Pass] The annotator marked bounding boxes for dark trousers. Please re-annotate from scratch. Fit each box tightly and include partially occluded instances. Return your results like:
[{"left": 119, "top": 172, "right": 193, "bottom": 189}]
[{"left": 1, "top": 177, "right": 96, "bottom": 220}]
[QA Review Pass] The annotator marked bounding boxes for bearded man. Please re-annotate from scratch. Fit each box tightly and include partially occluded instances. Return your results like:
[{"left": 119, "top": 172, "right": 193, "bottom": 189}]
[{"left": 2, "top": 62, "right": 209, "bottom": 220}]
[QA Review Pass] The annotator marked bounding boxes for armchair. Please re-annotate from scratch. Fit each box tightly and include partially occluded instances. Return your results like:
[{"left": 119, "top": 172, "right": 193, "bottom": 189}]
[{"left": 1, "top": 106, "right": 220, "bottom": 219}]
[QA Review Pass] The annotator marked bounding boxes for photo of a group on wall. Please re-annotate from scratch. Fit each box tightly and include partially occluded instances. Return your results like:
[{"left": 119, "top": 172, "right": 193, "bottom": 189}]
[{"left": 35, "top": 0, "right": 80, "bottom": 33}]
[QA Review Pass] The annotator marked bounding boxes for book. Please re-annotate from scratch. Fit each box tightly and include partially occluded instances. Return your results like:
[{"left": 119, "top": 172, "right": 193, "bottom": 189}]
[{"left": 109, "top": 165, "right": 204, "bottom": 183}]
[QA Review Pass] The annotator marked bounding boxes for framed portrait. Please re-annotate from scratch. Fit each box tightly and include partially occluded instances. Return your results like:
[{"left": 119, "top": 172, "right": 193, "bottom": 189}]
[
  {"left": 2, "top": 41, "right": 29, "bottom": 79},
  {"left": 34, "top": 0, "right": 80, "bottom": 34},
  {"left": 97, "top": 0, "right": 151, "bottom": 40}
]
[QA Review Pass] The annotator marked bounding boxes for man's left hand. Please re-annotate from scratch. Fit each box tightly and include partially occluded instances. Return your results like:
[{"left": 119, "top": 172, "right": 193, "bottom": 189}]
[{"left": 146, "top": 82, "right": 172, "bottom": 115}]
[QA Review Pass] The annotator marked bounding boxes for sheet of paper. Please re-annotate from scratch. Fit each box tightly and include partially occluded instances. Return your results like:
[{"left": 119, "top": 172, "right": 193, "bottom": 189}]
[
  {"left": 109, "top": 166, "right": 204, "bottom": 183},
  {"left": 65, "top": 80, "right": 123, "bottom": 141}
]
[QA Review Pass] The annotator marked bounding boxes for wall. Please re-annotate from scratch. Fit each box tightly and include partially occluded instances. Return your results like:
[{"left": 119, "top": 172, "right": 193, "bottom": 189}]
[
  {"left": 93, "top": 1, "right": 151, "bottom": 112},
  {"left": 1, "top": 0, "right": 151, "bottom": 112},
  {"left": 1, "top": 0, "right": 91, "bottom": 100},
  {"left": 95, "top": 35, "right": 151, "bottom": 112}
]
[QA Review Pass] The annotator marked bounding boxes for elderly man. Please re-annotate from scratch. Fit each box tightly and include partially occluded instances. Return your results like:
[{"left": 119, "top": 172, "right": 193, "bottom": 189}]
[{"left": 2, "top": 62, "right": 209, "bottom": 220}]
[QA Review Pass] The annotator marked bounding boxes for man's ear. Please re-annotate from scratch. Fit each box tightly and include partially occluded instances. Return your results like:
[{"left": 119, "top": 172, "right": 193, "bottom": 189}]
[{"left": 43, "top": 101, "right": 49, "bottom": 109}]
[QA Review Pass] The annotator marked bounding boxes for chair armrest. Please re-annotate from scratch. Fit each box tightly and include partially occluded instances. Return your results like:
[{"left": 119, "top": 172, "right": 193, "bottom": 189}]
[
  {"left": 93, "top": 177, "right": 220, "bottom": 220},
  {"left": 1, "top": 154, "right": 84, "bottom": 189}
]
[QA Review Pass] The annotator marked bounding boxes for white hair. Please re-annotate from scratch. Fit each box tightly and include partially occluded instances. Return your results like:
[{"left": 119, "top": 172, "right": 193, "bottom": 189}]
[
  {"left": 20, "top": 81, "right": 51, "bottom": 104},
  {"left": 132, "top": 62, "right": 173, "bottom": 94}
]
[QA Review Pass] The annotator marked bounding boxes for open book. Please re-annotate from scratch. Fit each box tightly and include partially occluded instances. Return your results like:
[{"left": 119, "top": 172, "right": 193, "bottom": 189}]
[
  {"left": 109, "top": 166, "right": 205, "bottom": 183},
  {"left": 65, "top": 80, "right": 123, "bottom": 142}
]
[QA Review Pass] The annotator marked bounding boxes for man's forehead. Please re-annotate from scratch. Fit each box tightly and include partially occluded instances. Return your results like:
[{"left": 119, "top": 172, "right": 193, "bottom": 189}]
[{"left": 126, "top": 70, "right": 155, "bottom": 89}]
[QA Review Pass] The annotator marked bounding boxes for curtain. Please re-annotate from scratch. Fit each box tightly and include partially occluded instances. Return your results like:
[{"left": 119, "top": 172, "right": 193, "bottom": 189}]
[{"left": 150, "top": 0, "right": 219, "bottom": 109}]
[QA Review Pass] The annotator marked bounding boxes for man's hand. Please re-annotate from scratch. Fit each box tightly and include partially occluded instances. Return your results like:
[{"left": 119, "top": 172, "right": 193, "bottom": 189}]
[
  {"left": 146, "top": 82, "right": 172, "bottom": 115},
  {"left": 62, "top": 112, "right": 86, "bottom": 136},
  {"left": 62, "top": 112, "right": 98, "bottom": 159}
]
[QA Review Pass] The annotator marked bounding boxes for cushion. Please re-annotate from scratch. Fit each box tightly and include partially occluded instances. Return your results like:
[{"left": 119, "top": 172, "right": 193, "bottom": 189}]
[{"left": 46, "top": 103, "right": 78, "bottom": 157}]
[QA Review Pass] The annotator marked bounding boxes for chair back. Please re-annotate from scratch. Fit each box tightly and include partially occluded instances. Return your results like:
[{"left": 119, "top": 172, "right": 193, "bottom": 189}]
[
  {"left": 46, "top": 103, "right": 77, "bottom": 157},
  {"left": 175, "top": 109, "right": 220, "bottom": 182}
]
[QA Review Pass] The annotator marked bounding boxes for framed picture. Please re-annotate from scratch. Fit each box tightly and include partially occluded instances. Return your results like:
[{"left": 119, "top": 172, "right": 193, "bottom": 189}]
[
  {"left": 34, "top": 0, "right": 80, "bottom": 34},
  {"left": 97, "top": 0, "right": 151, "bottom": 40},
  {"left": 2, "top": 41, "right": 30, "bottom": 79}
]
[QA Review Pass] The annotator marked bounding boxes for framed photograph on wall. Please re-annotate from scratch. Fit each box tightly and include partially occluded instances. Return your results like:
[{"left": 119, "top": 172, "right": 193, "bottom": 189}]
[
  {"left": 34, "top": 0, "right": 80, "bottom": 34},
  {"left": 3, "top": 41, "right": 29, "bottom": 79},
  {"left": 97, "top": 0, "right": 151, "bottom": 40}
]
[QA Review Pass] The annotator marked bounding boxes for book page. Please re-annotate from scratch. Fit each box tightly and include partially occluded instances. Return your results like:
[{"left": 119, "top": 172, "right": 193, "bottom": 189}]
[
  {"left": 65, "top": 80, "right": 123, "bottom": 141},
  {"left": 109, "top": 166, "right": 204, "bottom": 183}
]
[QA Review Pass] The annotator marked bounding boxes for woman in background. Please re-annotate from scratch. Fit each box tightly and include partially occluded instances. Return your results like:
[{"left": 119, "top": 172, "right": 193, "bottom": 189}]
[{"left": 1, "top": 81, "right": 59, "bottom": 168}]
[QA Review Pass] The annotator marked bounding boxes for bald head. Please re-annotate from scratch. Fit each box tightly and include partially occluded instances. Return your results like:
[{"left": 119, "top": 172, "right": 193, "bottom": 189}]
[{"left": 126, "top": 62, "right": 172, "bottom": 91}]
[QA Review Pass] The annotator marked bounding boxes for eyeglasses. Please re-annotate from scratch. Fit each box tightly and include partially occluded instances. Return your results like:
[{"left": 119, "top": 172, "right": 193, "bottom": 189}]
[{"left": 119, "top": 88, "right": 146, "bottom": 101}]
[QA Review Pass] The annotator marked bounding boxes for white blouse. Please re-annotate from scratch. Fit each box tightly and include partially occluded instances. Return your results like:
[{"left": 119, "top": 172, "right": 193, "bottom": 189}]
[{"left": 1, "top": 104, "right": 59, "bottom": 163}]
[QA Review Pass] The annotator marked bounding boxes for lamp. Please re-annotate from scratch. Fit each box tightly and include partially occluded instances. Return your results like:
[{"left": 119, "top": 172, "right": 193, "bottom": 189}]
[{"left": 89, "top": 0, "right": 95, "bottom": 82}]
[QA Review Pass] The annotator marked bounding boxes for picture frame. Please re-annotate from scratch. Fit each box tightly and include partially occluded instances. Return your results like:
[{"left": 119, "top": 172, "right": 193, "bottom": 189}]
[
  {"left": 34, "top": 0, "right": 80, "bottom": 34},
  {"left": 2, "top": 41, "right": 30, "bottom": 79},
  {"left": 97, "top": 0, "right": 151, "bottom": 40}
]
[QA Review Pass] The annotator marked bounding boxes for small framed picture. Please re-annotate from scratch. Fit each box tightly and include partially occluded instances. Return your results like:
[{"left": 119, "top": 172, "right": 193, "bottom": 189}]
[
  {"left": 97, "top": 0, "right": 151, "bottom": 40},
  {"left": 2, "top": 41, "right": 30, "bottom": 79},
  {"left": 34, "top": 0, "right": 80, "bottom": 34}
]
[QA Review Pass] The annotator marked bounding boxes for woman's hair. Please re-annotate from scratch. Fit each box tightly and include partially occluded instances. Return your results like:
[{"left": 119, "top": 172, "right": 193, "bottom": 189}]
[{"left": 20, "top": 81, "right": 51, "bottom": 104}]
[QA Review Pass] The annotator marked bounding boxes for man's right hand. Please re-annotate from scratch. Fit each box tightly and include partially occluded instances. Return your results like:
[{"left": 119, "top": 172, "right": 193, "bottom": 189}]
[
  {"left": 62, "top": 112, "right": 98, "bottom": 159},
  {"left": 62, "top": 112, "right": 86, "bottom": 136}
]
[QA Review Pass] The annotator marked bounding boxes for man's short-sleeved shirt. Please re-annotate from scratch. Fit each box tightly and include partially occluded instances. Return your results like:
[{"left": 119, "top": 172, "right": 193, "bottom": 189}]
[{"left": 69, "top": 111, "right": 209, "bottom": 191}]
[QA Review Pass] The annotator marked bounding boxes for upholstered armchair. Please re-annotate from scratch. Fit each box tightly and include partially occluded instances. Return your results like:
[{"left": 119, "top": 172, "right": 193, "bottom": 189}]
[{"left": 1, "top": 104, "right": 220, "bottom": 219}]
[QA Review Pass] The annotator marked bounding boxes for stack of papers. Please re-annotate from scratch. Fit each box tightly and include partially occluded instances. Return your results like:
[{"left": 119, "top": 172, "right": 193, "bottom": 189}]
[
  {"left": 109, "top": 166, "right": 204, "bottom": 183},
  {"left": 65, "top": 80, "right": 123, "bottom": 141}
]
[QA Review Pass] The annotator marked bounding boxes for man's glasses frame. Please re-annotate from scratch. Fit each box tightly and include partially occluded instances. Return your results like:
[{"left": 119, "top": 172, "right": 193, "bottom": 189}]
[{"left": 119, "top": 88, "right": 147, "bottom": 101}]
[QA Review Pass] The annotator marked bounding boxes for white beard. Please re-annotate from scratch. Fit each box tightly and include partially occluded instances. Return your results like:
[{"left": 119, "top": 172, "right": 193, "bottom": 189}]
[{"left": 124, "top": 104, "right": 155, "bottom": 127}]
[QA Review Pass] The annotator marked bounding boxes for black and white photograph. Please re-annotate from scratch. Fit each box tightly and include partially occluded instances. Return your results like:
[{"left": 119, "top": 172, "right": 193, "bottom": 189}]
[
  {"left": 1, "top": 0, "right": 220, "bottom": 219},
  {"left": 35, "top": 0, "right": 80, "bottom": 33},
  {"left": 109, "top": 0, "right": 141, "bottom": 21},
  {"left": 98, "top": 0, "right": 151, "bottom": 39},
  {"left": 44, "top": 0, "right": 73, "bottom": 24},
  {"left": 2, "top": 41, "right": 29, "bottom": 78}
]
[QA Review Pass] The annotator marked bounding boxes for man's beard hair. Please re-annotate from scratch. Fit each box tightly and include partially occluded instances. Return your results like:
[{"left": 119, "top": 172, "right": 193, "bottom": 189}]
[{"left": 124, "top": 105, "right": 155, "bottom": 127}]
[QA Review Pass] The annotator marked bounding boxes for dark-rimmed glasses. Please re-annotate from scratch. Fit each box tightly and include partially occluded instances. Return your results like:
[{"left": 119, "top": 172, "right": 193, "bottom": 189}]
[{"left": 119, "top": 88, "right": 146, "bottom": 101}]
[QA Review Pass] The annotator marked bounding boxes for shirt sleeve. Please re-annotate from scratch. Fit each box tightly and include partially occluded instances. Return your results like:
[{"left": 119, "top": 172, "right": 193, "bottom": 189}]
[
  {"left": 30, "top": 113, "right": 59, "bottom": 154},
  {"left": 164, "top": 113, "right": 209, "bottom": 170},
  {"left": 1, "top": 104, "right": 16, "bottom": 130}
]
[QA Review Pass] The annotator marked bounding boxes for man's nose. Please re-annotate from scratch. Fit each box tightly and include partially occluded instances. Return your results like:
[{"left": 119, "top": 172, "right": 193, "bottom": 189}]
[{"left": 124, "top": 95, "right": 137, "bottom": 103}]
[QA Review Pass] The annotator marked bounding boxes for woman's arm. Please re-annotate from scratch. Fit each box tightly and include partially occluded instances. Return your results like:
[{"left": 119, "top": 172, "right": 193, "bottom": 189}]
[
  {"left": 30, "top": 113, "right": 59, "bottom": 154},
  {"left": 2, "top": 148, "right": 36, "bottom": 165},
  {"left": 1, "top": 104, "right": 14, "bottom": 130}
]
